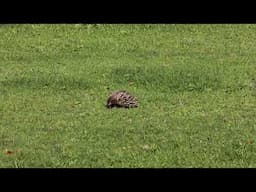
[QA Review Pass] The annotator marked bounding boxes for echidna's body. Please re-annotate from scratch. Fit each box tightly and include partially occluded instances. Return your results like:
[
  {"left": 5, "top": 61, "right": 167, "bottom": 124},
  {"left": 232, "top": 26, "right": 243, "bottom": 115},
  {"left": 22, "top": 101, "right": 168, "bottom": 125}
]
[{"left": 106, "top": 90, "right": 138, "bottom": 108}]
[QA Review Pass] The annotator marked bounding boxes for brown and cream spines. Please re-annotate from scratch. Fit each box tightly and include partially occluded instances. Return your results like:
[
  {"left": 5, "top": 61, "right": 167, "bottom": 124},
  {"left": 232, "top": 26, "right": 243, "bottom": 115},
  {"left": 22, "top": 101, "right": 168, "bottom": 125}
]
[{"left": 106, "top": 90, "right": 138, "bottom": 108}]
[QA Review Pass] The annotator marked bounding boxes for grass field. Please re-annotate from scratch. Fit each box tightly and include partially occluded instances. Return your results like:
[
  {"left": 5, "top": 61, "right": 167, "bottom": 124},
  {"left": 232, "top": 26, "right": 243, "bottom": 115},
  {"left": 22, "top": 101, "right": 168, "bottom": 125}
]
[{"left": 0, "top": 24, "right": 256, "bottom": 167}]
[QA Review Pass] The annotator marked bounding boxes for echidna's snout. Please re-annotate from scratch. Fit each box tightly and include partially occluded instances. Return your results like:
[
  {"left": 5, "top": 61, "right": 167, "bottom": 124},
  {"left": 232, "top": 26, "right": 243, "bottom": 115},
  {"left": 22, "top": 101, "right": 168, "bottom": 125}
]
[
  {"left": 106, "top": 103, "right": 111, "bottom": 108},
  {"left": 106, "top": 102, "right": 113, "bottom": 108}
]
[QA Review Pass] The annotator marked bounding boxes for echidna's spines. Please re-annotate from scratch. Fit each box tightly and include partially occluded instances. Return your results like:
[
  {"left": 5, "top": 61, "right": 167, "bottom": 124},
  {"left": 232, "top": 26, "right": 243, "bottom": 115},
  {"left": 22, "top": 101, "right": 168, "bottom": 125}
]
[{"left": 106, "top": 90, "right": 138, "bottom": 108}]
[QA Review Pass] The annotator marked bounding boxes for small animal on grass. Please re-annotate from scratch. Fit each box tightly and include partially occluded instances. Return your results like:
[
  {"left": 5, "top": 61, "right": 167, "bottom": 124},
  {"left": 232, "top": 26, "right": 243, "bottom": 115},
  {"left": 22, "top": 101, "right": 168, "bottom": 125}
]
[{"left": 106, "top": 90, "right": 138, "bottom": 108}]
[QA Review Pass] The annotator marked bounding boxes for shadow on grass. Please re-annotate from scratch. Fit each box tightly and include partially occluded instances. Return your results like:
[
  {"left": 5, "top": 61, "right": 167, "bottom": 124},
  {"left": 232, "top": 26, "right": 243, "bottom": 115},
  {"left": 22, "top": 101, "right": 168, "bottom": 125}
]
[
  {"left": 110, "top": 65, "right": 222, "bottom": 92},
  {"left": 0, "top": 72, "right": 91, "bottom": 91}
]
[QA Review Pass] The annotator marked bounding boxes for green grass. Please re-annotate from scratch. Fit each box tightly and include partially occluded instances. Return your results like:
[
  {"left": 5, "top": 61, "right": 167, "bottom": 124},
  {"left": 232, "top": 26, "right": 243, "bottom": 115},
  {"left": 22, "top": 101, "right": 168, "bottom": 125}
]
[{"left": 0, "top": 24, "right": 256, "bottom": 167}]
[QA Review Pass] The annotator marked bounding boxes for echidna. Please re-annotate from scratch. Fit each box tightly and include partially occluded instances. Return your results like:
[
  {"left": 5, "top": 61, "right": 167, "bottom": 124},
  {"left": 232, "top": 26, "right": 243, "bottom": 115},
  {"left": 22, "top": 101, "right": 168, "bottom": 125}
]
[{"left": 106, "top": 90, "right": 138, "bottom": 108}]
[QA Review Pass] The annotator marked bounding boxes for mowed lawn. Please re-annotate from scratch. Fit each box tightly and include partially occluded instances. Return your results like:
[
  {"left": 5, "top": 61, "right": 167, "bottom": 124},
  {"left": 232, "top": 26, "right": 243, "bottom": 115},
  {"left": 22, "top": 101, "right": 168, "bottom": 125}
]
[{"left": 0, "top": 24, "right": 256, "bottom": 167}]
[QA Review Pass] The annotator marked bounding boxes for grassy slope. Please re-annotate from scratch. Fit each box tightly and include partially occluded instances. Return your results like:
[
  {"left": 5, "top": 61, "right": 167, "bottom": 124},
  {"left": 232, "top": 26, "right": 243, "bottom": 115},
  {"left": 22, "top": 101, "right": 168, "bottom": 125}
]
[{"left": 0, "top": 24, "right": 256, "bottom": 167}]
